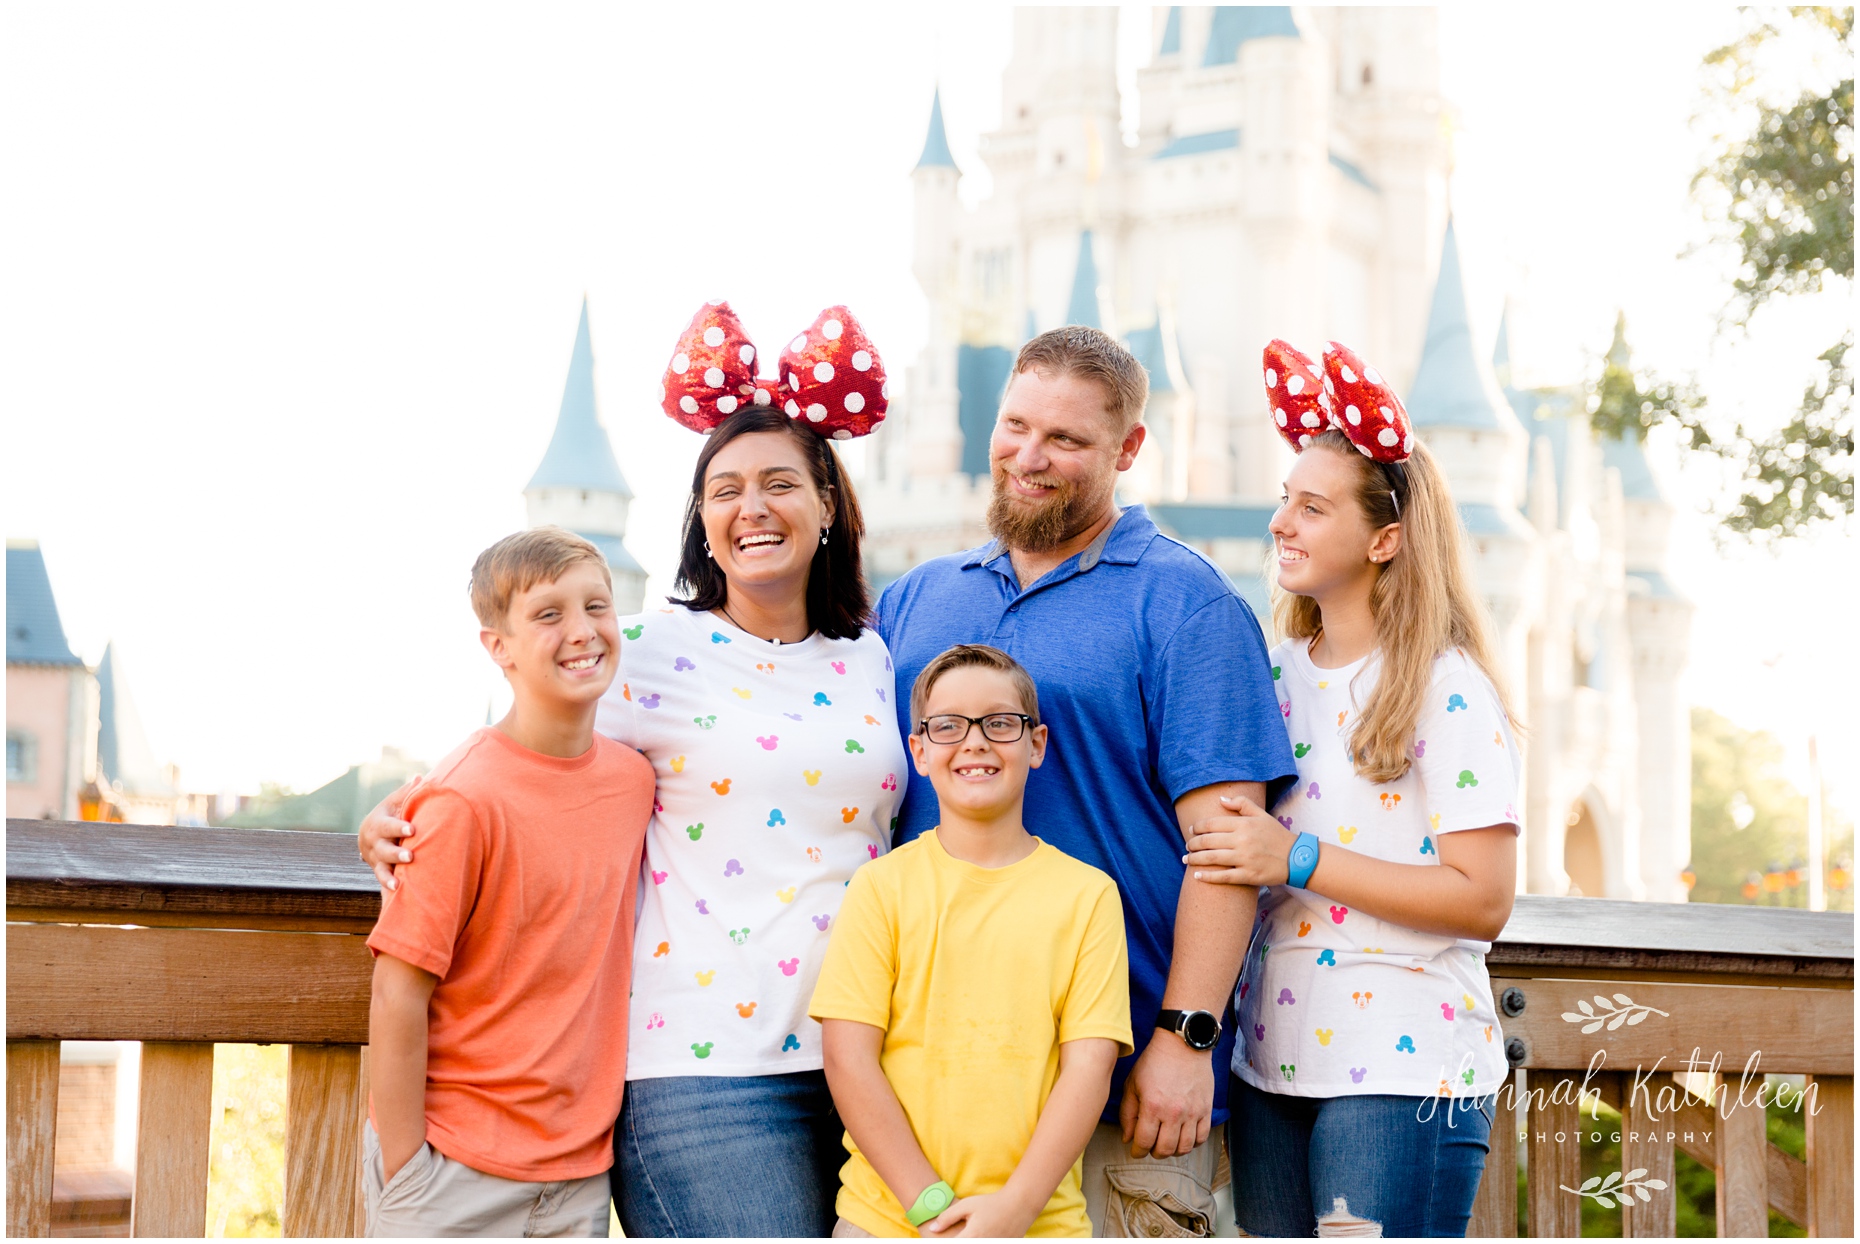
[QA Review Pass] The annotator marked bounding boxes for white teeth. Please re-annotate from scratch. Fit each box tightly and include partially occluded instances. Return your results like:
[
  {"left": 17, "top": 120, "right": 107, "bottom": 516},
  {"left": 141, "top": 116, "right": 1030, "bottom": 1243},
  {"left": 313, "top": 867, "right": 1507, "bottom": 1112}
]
[
  {"left": 563, "top": 654, "right": 601, "bottom": 670},
  {"left": 737, "top": 533, "right": 784, "bottom": 549}
]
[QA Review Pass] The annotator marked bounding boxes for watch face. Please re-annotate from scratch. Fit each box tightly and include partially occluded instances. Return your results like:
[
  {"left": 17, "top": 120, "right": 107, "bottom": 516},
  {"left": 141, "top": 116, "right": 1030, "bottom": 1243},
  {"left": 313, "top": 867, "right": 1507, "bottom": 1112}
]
[{"left": 1182, "top": 1010, "right": 1221, "bottom": 1050}]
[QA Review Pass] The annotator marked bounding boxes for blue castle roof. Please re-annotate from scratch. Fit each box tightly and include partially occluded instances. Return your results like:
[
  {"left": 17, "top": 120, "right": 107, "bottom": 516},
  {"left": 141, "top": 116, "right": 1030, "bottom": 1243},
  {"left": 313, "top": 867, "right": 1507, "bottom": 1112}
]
[
  {"left": 1406, "top": 219, "right": 1514, "bottom": 431},
  {"left": 6, "top": 541, "right": 81, "bottom": 667},
  {"left": 1066, "top": 232, "right": 1102, "bottom": 329},
  {"left": 1203, "top": 6, "right": 1300, "bottom": 65},
  {"left": 1159, "top": 7, "right": 1182, "bottom": 55},
  {"left": 526, "top": 299, "right": 632, "bottom": 498},
  {"left": 916, "top": 89, "right": 957, "bottom": 171}
]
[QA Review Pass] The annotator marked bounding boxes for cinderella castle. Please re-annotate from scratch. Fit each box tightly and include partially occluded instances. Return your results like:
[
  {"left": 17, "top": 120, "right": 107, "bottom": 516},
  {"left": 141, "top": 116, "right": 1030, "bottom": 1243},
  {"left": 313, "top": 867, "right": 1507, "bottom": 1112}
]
[{"left": 850, "top": 6, "right": 1696, "bottom": 902}]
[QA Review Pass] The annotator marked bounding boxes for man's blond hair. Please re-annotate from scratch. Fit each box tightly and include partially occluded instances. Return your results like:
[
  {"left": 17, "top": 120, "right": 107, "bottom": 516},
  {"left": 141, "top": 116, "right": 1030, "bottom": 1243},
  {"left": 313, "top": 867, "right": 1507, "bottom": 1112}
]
[
  {"left": 470, "top": 527, "right": 611, "bottom": 630},
  {"left": 1011, "top": 326, "right": 1150, "bottom": 433}
]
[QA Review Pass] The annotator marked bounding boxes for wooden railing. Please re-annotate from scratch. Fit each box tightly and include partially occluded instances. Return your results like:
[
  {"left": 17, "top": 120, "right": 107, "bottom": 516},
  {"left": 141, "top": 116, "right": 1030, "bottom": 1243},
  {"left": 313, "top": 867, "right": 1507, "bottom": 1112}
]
[
  {"left": 6, "top": 820, "right": 377, "bottom": 1237},
  {"left": 6, "top": 818, "right": 1855, "bottom": 1237}
]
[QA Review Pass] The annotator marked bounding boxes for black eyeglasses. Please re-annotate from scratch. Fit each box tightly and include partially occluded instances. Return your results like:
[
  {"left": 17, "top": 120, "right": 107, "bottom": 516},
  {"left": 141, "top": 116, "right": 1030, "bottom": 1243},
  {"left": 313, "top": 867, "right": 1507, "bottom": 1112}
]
[{"left": 917, "top": 713, "right": 1034, "bottom": 745}]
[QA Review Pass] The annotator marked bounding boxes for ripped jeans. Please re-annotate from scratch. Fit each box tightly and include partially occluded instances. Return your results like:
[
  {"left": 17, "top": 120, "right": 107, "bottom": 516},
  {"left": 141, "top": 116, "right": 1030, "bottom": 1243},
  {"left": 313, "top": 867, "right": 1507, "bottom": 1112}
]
[{"left": 1225, "top": 1076, "right": 1492, "bottom": 1238}]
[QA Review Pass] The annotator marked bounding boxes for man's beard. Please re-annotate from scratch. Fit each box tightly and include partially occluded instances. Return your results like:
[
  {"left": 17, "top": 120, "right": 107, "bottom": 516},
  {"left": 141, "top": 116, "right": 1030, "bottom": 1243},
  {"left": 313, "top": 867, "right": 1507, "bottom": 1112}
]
[{"left": 986, "top": 460, "right": 1105, "bottom": 553}]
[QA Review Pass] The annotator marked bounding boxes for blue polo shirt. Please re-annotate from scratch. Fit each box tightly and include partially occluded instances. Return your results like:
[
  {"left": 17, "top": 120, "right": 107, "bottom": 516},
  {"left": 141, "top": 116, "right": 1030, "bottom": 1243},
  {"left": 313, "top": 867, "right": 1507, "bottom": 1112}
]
[{"left": 873, "top": 505, "right": 1296, "bottom": 1123}]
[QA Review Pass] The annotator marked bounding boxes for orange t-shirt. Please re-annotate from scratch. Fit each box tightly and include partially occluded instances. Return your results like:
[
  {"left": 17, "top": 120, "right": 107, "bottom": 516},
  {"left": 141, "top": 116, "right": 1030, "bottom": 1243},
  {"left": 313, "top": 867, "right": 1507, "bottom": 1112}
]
[{"left": 367, "top": 727, "right": 652, "bottom": 1181}]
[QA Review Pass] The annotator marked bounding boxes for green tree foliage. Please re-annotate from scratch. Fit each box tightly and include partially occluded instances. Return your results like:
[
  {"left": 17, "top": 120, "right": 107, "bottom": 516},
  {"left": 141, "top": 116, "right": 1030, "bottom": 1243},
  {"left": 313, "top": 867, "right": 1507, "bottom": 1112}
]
[
  {"left": 1591, "top": 9, "right": 1853, "bottom": 542},
  {"left": 1686, "top": 707, "right": 1852, "bottom": 909},
  {"left": 1697, "top": 8, "right": 1854, "bottom": 322}
]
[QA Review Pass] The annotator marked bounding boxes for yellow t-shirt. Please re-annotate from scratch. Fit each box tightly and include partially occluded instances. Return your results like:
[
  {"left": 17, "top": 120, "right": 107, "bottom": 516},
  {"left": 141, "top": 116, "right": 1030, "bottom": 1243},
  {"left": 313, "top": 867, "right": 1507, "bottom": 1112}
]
[{"left": 808, "top": 832, "right": 1134, "bottom": 1238}]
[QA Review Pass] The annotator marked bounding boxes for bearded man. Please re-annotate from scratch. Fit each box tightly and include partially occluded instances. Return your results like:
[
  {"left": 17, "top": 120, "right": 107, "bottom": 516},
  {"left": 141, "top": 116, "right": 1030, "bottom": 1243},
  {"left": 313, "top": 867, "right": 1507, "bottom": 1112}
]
[{"left": 874, "top": 326, "right": 1296, "bottom": 1237}]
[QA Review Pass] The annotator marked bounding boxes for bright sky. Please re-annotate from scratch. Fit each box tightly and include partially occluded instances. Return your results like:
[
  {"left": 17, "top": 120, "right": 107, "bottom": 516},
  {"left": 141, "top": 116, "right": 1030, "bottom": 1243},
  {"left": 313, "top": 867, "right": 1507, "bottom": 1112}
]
[{"left": 4, "top": 5, "right": 1852, "bottom": 809}]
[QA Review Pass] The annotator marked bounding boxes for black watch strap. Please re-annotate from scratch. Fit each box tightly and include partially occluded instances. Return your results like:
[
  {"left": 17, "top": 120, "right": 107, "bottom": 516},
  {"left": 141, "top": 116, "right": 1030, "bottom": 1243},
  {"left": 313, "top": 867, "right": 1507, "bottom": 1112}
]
[{"left": 1157, "top": 1008, "right": 1221, "bottom": 1051}]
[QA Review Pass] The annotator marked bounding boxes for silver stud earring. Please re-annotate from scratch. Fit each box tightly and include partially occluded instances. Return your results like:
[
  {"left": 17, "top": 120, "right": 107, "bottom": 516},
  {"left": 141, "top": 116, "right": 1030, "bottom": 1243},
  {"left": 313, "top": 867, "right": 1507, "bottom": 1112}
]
[{"left": 704, "top": 541, "right": 713, "bottom": 557}]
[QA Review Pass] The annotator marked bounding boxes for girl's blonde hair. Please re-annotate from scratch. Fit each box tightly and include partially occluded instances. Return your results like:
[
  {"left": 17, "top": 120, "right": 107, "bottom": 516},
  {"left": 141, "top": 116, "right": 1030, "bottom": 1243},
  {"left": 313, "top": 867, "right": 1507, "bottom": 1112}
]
[{"left": 1270, "top": 430, "right": 1520, "bottom": 783}]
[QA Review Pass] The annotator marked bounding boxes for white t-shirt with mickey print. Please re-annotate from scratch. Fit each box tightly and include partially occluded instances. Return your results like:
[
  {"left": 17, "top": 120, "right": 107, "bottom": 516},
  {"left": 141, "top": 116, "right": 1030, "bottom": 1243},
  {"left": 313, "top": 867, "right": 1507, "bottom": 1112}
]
[
  {"left": 1232, "top": 639, "right": 1522, "bottom": 1100},
  {"left": 595, "top": 603, "right": 907, "bottom": 1080}
]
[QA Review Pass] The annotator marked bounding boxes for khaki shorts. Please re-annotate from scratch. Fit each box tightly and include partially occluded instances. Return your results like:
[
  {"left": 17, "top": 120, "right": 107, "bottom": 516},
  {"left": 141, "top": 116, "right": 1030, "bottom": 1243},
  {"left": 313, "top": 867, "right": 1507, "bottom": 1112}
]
[
  {"left": 362, "top": 1122, "right": 611, "bottom": 1237},
  {"left": 1081, "top": 1122, "right": 1237, "bottom": 1238}
]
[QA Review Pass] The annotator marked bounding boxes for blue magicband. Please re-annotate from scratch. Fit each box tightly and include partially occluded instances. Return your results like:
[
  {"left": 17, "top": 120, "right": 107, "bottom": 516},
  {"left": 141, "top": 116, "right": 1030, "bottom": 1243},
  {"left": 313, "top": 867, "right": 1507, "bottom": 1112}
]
[{"left": 1286, "top": 831, "right": 1321, "bottom": 889}]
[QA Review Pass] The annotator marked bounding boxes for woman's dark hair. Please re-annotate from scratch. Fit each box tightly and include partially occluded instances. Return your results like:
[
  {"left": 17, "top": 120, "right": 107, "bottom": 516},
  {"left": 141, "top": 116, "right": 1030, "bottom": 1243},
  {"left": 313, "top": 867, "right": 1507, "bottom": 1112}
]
[{"left": 671, "top": 406, "right": 870, "bottom": 640}]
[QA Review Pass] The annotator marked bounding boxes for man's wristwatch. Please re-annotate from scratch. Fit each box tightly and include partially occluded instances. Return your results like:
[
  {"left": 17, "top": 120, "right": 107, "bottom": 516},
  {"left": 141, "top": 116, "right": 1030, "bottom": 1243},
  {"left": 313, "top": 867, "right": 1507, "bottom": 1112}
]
[{"left": 1156, "top": 1008, "right": 1222, "bottom": 1051}]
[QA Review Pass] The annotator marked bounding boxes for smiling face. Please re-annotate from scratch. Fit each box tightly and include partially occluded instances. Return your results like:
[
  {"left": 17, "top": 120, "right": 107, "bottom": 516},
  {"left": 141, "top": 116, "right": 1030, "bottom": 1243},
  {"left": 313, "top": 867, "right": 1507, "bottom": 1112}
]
[
  {"left": 700, "top": 428, "right": 835, "bottom": 599},
  {"left": 907, "top": 664, "right": 1048, "bottom": 825},
  {"left": 986, "top": 367, "right": 1145, "bottom": 552},
  {"left": 1269, "top": 445, "right": 1402, "bottom": 603},
  {"left": 480, "top": 560, "right": 618, "bottom": 709}
]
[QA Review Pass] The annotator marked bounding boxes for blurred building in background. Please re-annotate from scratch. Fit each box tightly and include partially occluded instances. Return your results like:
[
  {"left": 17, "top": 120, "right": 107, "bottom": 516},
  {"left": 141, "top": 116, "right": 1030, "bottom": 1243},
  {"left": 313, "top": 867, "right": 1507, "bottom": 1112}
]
[
  {"left": 7, "top": 540, "right": 97, "bottom": 820},
  {"left": 859, "top": 5, "right": 1694, "bottom": 901},
  {"left": 524, "top": 297, "right": 647, "bottom": 612}
]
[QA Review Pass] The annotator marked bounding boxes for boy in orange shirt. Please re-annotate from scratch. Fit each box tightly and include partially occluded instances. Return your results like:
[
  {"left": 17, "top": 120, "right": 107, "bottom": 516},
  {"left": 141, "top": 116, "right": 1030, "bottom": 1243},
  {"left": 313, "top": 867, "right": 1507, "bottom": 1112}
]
[{"left": 364, "top": 527, "right": 653, "bottom": 1236}]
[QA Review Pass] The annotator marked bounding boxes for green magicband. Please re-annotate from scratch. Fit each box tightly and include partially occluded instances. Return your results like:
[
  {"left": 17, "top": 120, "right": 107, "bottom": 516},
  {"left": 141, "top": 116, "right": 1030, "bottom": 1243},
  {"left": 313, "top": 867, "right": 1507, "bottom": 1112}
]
[{"left": 906, "top": 1180, "right": 956, "bottom": 1226}]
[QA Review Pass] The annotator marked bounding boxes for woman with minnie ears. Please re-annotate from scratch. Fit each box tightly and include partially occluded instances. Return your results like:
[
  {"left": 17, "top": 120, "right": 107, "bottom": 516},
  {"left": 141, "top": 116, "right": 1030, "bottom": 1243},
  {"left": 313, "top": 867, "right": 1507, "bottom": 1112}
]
[
  {"left": 359, "top": 301, "right": 908, "bottom": 1237},
  {"left": 1182, "top": 340, "right": 1522, "bottom": 1237}
]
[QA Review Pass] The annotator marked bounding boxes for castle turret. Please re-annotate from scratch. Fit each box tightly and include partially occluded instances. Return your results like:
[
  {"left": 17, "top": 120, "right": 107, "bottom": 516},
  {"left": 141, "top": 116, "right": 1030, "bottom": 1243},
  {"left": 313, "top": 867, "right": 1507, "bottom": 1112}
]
[
  {"left": 524, "top": 299, "right": 646, "bottom": 613},
  {"left": 1603, "top": 315, "right": 1694, "bottom": 902},
  {"left": 894, "top": 89, "right": 965, "bottom": 481}
]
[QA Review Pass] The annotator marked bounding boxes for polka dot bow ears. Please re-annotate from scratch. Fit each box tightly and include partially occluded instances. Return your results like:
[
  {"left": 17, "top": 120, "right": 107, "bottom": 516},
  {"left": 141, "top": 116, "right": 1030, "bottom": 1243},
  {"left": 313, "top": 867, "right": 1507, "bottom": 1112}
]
[
  {"left": 661, "top": 301, "right": 889, "bottom": 441},
  {"left": 1263, "top": 339, "right": 1414, "bottom": 464}
]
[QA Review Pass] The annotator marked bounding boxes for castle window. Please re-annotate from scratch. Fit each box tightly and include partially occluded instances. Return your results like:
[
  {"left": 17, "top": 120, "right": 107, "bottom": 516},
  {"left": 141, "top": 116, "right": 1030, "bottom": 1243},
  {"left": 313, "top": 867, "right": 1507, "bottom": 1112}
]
[
  {"left": 1361, "top": 63, "right": 1374, "bottom": 87},
  {"left": 7, "top": 729, "right": 36, "bottom": 783}
]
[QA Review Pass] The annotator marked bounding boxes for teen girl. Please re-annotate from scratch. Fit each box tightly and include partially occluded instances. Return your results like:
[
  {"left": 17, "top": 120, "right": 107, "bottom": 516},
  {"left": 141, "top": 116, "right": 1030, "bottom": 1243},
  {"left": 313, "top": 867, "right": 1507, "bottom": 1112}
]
[{"left": 1183, "top": 340, "right": 1521, "bottom": 1237}]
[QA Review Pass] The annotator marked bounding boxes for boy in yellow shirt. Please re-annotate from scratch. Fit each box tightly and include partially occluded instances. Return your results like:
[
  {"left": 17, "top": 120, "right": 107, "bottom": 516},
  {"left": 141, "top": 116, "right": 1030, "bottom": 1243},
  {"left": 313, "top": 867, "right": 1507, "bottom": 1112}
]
[{"left": 809, "top": 644, "right": 1133, "bottom": 1238}]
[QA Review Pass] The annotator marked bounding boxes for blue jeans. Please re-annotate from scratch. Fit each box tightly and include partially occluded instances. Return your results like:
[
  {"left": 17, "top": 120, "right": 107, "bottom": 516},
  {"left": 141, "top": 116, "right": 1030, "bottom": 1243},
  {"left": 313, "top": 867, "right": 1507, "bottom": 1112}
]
[
  {"left": 616, "top": 1071, "right": 842, "bottom": 1237},
  {"left": 1226, "top": 1075, "right": 1493, "bottom": 1238}
]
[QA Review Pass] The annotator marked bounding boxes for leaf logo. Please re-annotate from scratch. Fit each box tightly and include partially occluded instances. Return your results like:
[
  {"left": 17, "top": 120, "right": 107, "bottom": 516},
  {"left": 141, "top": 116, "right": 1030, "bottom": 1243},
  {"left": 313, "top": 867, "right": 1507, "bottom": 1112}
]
[
  {"left": 1560, "top": 1169, "right": 1668, "bottom": 1208},
  {"left": 1560, "top": 992, "right": 1670, "bottom": 1034}
]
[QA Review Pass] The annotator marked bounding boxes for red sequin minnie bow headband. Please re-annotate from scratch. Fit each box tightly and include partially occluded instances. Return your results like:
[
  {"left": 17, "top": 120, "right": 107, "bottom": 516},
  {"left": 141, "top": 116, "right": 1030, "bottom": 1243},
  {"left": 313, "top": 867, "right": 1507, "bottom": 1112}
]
[
  {"left": 1263, "top": 339, "right": 1413, "bottom": 464},
  {"left": 661, "top": 301, "right": 889, "bottom": 441}
]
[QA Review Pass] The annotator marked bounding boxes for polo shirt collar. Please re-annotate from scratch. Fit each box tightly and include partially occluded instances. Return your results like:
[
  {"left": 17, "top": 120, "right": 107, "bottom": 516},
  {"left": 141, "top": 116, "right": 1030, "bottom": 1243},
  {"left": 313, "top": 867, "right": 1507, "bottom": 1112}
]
[{"left": 960, "top": 504, "right": 1159, "bottom": 582}]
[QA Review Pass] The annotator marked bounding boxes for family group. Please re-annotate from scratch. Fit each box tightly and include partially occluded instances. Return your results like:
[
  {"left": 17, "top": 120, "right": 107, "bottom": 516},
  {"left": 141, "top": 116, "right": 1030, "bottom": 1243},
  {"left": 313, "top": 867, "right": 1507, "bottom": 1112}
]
[{"left": 352, "top": 304, "right": 1522, "bottom": 1238}]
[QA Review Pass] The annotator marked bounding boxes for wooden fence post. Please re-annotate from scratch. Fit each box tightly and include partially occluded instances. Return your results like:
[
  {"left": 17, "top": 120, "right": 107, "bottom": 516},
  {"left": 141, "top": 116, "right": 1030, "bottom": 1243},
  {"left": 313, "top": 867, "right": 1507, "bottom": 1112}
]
[
  {"left": 132, "top": 1041, "right": 214, "bottom": 1237},
  {"left": 1469, "top": 1072, "right": 1519, "bottom": 1237},
  {"left": 6, "top": 1040, "right": 61, "bottom": 1237},
  {"left": 1805, "top": 1074, "right": 1854, "bottom": 1238},
  {"left": 1621, "top": 1073, "right": 1676, "bottom": 1236},
  {"left": 1714, "top": 1073, "right": 1769, "bottom": 1238},
  {"left": 283, "top": 1044, "right": 364, "bottom": 1237},
  {"left": 1526, "top": 1069, "right": 1582, "bottom": 1237}
]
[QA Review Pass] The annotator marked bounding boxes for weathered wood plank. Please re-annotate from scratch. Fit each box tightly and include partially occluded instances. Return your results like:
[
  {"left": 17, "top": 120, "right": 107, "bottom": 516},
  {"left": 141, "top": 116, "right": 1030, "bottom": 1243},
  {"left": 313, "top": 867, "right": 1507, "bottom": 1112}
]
[
  {"left": 353, "top": 1046, "right": 371, "bottom": 1237},
  {"left": 1805, "top": 1074, "right": 1853, "bottom": 1238},
  {"left": 1712, "top": 1072, "right": 1769, "bottom": 1238},
  {"left": 1468, "top": 1074, "right": 1518, "bottom": 1237},
  {"left": 7, "top": 820, "right": 378, "bottom": 894},
  {"left": 1525, "top": 1069, "right": 1582, "bottom": 1238},
  {"left": 1770, "top": 1134, "right": 1808, "bottom": 1226},
  {"left": 6, "top": 1039, "right": 61, "bottom": 1237},
  {"left": 284, "top": 1044, "right": 365, "bottom": 1237},
  {"left": 8, "top": 924, "right": 372, "bottom": 1044},
  {"left": 132, "top": 1042, "right": 214, "bottom": 1237},
  {"left": 1621, "top": 1082, "right": 1677, "bottom": 1236},
  {"left": 1497, "top": 979, "right": 1852, "bottom": 1075},
  {"left": 4, "top": 903, "right": 377, "bottom": 929},
  {"left": 1494, "top": 894, "right": 1854, "bottom": 962}
]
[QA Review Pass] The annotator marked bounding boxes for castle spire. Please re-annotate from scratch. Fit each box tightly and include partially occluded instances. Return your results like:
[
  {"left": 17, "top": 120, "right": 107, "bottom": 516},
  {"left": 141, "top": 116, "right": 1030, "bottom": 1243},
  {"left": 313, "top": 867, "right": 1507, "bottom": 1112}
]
[
  {"left": 915, "top": 89, "right": 957, "bottom": 171},
  {"left": 1066, "top": 231, "right": 1103, "bottom": 329},
  {"left": 1406, "top": 218, "right": 1514, "bottom": 431},
  {"left": 524, "top": 298, "right": 646, "bottom": 611},
  {"left": 526, "top": 297, "right": 631, "bottom": 497}
]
